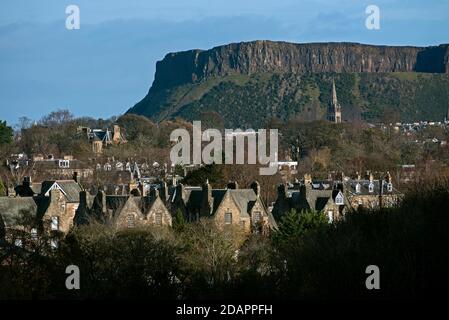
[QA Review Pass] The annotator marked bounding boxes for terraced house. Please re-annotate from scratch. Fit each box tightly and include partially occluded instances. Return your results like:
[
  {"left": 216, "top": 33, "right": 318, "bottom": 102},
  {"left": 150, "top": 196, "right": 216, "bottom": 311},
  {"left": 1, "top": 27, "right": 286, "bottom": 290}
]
[
  {"left": 273, "top": 172, "right": 402, "bottom": 222},
  {"left": 169, "top": 180, "right": 277, "bottom": 234},
  {"left": 0, "top": 178, "right": 83, "bottom": 247},
  {"left": 75, "top": 188, "right": 172, "bottom": 229}
]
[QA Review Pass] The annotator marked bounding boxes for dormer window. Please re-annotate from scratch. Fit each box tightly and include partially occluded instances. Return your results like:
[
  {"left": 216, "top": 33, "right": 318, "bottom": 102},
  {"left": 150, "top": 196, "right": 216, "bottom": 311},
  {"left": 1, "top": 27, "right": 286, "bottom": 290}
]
[
  {"left": 59, "top": 160, "right": 70, "bottom": 168},
  {"left": 355, "top": 183, "right": 361, "bottom": 194},
  {"left": 387, "top": 183, "right": 393, "bottom": 192},
  {"left": 368, "top": 183, "right": 374, "bottom": 193},
  {"left": 335, "top": 192, "right": 344, "bottom": 205}
]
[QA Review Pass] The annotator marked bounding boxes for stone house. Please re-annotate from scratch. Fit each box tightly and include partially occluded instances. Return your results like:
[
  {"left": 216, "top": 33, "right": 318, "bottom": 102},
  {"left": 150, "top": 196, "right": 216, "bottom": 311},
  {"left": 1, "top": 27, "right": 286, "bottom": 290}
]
[
  {"left": 272, "top": 174, "right": 345, "bottom": 223},
  {"left": 168, "top": 181, "right": 277, "bottom": 234},
  {"left": 75, "top": 189, "right": 172, "bottom": 229},
  {"left": 272, "top": 172, "right": 402, "bottom": 223},
  {"left": 0, "top": 178, "right": 83, "bottom": 247},
  {"left": 343, "top": 172, "right": 402, "bottom": 210}
]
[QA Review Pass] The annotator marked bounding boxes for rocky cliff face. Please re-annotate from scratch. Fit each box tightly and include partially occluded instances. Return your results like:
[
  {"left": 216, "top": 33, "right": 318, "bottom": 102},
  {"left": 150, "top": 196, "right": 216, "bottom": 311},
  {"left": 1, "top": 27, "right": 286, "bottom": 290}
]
[
  {"left": 127, "top": 41, "right": 449, "bottom": 126},
  {"left": 151, "top": 41, "right": 449, "bottom": 90}
]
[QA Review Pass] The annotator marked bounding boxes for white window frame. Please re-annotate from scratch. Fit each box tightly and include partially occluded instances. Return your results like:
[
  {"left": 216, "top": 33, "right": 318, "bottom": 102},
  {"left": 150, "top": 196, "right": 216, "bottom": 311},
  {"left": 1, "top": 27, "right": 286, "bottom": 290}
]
[
  {"left": 31, "top": 228, "right": 38, "bottom": 240},
  {"left": 335, "top": 192, "right": 344, "bottom": 205},
  {"left": 224, "top": 212, "right": 232, "bottom": 225},
  {"left": 155, "top": 213, "right": 162, "bottom": 226},
  {"left": 127, "top": 214, "right": 135, "bottom": 228},
  {"left": 15, "top": 238, "right": 23, "bottom": 247},
  {"left": 51, "top": 216, "right": 59, "bottom": 231},
  {"left": 355, "top": 183, "right": 361, "bottom": 194},
  {"left": 368, "top": 183, "right": 374, "bottom": 193},
  {"left": 327, "top": 211, "right": 334, "bottom": 223},
  {"left": 50, "top": 238, "right": 59, "bottom": 249},
  {"left": 387, "top": 183, "right": 393, "bottom": 192},
  {"left": 253, "top": 211, "right": 262, "bottom": 224}
]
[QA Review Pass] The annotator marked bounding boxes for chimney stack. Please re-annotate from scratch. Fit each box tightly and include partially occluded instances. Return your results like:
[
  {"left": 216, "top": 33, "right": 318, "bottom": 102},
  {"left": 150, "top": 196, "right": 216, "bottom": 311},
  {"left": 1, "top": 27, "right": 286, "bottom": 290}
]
[
  {"left": 251, "top": 181, "right": 261, "bottom": 197},
  {"left": 227, "top": 181, "right": 239, "bottom": 189},
  {"left": 23, "top": 176, "right": 31, "bottom": 188}
]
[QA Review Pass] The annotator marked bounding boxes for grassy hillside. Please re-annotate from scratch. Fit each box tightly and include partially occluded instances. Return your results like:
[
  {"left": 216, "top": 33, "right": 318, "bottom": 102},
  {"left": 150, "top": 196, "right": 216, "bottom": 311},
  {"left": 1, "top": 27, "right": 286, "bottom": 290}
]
[{"left": 130, "top": 72, "right": 449, "bottom": 128}]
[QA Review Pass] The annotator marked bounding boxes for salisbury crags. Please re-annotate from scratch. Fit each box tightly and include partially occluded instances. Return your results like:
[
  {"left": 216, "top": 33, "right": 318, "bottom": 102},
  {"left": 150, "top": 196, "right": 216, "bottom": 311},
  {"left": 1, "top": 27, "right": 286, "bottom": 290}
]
[
  {"left": 150, "top": 41, "right": 449, "bottom": 90},
  {"left": 127, "top": 41, "right": 449, "bottom": 127}
]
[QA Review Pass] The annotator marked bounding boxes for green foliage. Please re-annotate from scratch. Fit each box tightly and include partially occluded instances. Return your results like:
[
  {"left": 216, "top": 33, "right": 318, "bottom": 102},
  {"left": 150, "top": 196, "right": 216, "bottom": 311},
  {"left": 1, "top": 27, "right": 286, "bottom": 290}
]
[
  {"left": 173, "top": 209, "right": 186, "bottom": 233},
  {"left": 131, "top": 72, "right": 449, "bottom": 128},
  {"left": 182, "top": 164, "right": 224, "bottom": 186},
  {"left": 0, "top": 120, "right": 13, "bottom": 145},
  {"left": 2, "top": 181, "right": 449, "bottom": 299},
  {"left": 0, "top": 177, "right": 5, "bottom": 197},
  {"left": 272, "top": 209, "right": 328, "bottom": 249}
]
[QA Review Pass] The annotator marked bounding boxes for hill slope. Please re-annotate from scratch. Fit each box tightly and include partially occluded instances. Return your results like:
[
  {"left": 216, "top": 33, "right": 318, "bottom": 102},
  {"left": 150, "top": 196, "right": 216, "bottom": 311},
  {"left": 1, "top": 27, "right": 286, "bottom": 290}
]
[{"left": 127, "top": 41, "right": 449, "bottom": 127}]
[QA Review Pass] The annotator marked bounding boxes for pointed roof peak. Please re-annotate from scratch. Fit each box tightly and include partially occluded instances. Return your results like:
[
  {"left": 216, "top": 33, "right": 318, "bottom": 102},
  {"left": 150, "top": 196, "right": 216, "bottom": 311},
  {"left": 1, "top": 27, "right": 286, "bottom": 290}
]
[{"left": 332, "top": 78, "right": 338, "bottom": 105}]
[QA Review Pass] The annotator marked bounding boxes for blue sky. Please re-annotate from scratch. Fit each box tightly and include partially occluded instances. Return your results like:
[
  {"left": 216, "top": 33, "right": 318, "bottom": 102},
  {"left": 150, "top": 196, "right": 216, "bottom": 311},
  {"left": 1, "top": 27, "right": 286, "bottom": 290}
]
[{"left": 1, "top": 0, "right": 448, "bottom": 125}]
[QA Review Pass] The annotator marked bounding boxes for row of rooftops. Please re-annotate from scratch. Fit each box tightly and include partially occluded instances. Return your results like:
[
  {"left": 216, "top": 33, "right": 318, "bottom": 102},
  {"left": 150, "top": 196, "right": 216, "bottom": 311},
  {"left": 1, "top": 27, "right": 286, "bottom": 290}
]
[{"left": 283, "top": 171, "right": 401, "bottom": 196}]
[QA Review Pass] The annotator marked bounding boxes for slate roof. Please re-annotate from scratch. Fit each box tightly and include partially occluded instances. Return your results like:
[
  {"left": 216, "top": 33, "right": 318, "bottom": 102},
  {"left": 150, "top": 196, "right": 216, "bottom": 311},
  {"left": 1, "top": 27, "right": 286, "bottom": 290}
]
[
  {"left": 0, "top": 197, "right": 38, "bottom": 227},
  {"left": 40, "top": 180, "right": 83, "bottom": 202},
  {"left": 344, "top": 179, "right": 401, "bottom": 196}
]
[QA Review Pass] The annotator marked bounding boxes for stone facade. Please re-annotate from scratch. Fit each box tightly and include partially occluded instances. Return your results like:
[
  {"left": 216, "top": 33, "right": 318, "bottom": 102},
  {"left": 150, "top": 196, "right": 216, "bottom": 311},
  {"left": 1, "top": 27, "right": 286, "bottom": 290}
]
[
  {"left": 76, "top": 189, "right": 172, "bottom": 230},
  {"left": 168, "top": 181, "right": 277, "bottom": 234},
  {"left": 273, "top": 172, "right": 402, "bottom": 222}
]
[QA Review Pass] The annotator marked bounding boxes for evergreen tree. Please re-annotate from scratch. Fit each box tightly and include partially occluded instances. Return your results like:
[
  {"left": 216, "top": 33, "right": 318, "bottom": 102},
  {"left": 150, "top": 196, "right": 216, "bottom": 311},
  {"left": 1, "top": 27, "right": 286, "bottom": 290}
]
[{"left": 173, "top": 208, "right": 186, "bottom": 233}]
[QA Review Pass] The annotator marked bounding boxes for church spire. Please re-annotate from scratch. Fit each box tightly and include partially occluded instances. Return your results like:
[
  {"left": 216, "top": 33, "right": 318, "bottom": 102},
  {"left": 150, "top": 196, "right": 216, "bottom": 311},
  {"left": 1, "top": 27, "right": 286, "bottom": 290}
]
[
  {"left": 327, "top": 78, "right": 342, "bottom": 123},
  {"left": 332, "top": 78, "right": 338, "bottom": 105}
]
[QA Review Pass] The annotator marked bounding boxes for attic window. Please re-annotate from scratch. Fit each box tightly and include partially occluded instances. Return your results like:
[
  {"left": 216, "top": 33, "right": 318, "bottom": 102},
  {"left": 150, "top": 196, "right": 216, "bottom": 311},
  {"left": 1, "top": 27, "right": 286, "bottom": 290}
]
[
  {"left": 387, "top": 183, "right": 393, "bottom": 192},
  {"left": 50, "top": 238, "right": 59, "bottom": 249},
  {"left": 254, "top": 211, "right": 262, "bottom": 224},
  {"left": 59, "top": 160, "right": 70, "bottom": 168},
  {"left": 127, "top": 214, "right": 135, "bottom": 228},
  {"left": 155, "top": 213, "right": 162, "bottom": 225},
  {"left": 368, "top": 183, "right": 374, "bottom": 193},
  {"left": 335, "top": 192, "right": 344, "bottom": 205},
  {"left": 225, "top": 212, "right": 232, "bottom": 225},
  {"left": 14, "top": 238, "right": 23, "bottom": 247},
  {"left": 51, "top": 216, "right": 59, "bottom": 231},
  {"left": 327, "top": 211, "right": 333, "bottom": 223},
  {"left": 31, "top": 228, "right": 38, "bottom": 240}
]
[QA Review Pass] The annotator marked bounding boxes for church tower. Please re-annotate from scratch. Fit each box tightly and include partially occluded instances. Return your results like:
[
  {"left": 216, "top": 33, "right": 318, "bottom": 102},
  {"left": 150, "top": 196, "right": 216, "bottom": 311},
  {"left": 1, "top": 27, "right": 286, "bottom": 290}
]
[{"left": 327, "top": 79, "right": 342, "bottom": 123}]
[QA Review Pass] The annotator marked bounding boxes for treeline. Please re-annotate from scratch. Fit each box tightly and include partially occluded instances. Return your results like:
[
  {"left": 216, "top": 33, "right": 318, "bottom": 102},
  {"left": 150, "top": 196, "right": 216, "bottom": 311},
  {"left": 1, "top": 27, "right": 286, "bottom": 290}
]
[{"left": 1, "top": 179, "right": 449, "bottom": 299}]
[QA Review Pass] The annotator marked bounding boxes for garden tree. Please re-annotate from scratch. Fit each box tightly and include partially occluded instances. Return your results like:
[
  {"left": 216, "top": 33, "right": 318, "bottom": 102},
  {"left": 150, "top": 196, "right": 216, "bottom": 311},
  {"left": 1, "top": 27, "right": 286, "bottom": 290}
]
[
  {"left": 0, "top": 120, "right": 13, "bottom": 145},
  {"left": 20, "top": 125, "right": 57, "bottom": 157},
  {"left": 40, "top": 109, "right": 74, "bottom": 127},
  {"left": 16, "top": 117, "right": 33, "bottom": 130},
  {"left": 182, "top": 163, "right": 224, "bottom": 186},
  {"left": 173, "top": 209, "right": 186, "bottom": 233},
  {"left": 58, "top": 225, "right": 180, "bottom": 299},
  {"left": 117, "top": 113, "right": 157, "bottom": 142},
  {"left": 272, "top": 209, "right": 328, "bottom": 249},
  {"left": 178, "top": 219, "right": 245, "bottom": 298}
]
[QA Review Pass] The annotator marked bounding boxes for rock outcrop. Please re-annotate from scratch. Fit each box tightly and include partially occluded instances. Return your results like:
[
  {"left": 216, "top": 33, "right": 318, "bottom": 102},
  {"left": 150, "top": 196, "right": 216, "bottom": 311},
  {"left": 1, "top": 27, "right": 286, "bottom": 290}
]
[{"left": 151, "top": 41, "right": 449, "bottom": 90}]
